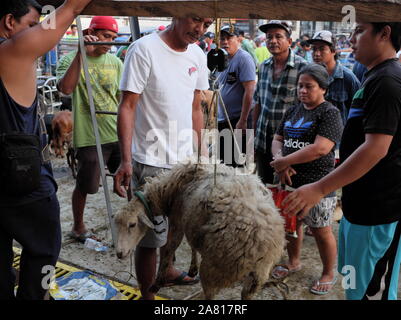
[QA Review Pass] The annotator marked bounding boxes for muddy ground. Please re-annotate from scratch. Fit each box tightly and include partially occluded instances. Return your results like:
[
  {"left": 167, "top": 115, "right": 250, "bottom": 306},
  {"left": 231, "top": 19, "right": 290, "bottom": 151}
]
[{"left": 41, "top": 156, "right": 400, "bottom": 300}]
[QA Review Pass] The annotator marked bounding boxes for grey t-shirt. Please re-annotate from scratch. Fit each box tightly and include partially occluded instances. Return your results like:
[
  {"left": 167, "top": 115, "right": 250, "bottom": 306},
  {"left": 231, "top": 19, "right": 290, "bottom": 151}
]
[
  {"left": 276, "top": 102, "right": 343, "bottom": 189},
  {"left": 217, "top": 49, "right": 256, "bottom": 122}
]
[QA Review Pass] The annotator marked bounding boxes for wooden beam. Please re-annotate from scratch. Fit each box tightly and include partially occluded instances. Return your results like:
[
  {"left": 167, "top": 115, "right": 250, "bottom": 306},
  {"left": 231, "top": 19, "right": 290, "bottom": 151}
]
[{"left": 37, "top": 0, "right": 401, "bottom": 21}]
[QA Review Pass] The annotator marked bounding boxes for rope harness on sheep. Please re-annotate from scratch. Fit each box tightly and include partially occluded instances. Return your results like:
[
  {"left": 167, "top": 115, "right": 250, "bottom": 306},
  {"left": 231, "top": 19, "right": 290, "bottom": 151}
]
[
  {"left": 134, "top": 191, "right": 153, "bottom": 218},
  {"left": 134, "top": 190, "right": 166, "bottom": 234}
]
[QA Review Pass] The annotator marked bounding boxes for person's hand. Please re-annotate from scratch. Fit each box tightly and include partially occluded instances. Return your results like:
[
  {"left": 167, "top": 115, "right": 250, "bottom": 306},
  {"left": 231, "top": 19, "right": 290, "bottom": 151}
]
[
  {"left": 270, "top": 156, "right": 289, "bottom": 173},
  {"left": 278, "top": 166, "right": 296, "bottom": 185},
  {"left": 282, "top": 183, "right": 324, "bottom": 219},
  {"left": 235, "top": 119, "right": 247, "bottom": 131},
  {"left": 113, "top": 161, "right": 133, "bottom": 198},
  {"left": 79, "top": 34, "right": 98, "bottom": 55}
]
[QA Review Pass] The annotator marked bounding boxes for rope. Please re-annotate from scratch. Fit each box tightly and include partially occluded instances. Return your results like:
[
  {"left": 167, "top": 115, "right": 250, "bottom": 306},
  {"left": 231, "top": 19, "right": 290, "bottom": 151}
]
[
  {"left": 111, "top": 252, "right": 137, "bottom": 289},
  {"left": 198, "top": 6, "right": 245, "bottom": 186}
]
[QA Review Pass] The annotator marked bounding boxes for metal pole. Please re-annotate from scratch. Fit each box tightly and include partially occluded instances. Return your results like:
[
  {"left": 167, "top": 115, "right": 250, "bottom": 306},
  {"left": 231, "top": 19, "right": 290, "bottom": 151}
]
[
  {"left": 76, "top": 17, "right": 118, "bottom": 248},
  {"left": 129, "top": 17, "right": 141, "bottom": 41}
]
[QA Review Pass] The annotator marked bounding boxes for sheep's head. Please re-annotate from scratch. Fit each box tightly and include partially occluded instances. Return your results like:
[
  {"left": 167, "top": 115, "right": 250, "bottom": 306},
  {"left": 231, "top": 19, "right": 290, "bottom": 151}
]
[{"left": 114, "top": 199, "right": 155, "bottom": 259}]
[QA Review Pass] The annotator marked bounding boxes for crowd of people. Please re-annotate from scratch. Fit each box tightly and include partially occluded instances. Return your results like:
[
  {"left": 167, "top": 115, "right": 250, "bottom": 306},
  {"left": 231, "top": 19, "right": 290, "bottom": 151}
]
[{"left": 1, "top": 0, "right": 401, "bottom": 302}]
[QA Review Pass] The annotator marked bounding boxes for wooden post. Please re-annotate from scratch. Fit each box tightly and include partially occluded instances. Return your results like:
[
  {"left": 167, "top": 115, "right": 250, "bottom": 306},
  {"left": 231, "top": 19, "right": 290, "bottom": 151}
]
[{"left": 38, "top": 0, "right": 401, "bottom": 21}]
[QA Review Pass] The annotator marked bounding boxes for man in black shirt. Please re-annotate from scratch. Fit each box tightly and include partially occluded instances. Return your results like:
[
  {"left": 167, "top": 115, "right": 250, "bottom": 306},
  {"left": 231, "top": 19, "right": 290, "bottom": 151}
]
[{"left": 283, "top": 22, "right": 401, "bottom": 300}]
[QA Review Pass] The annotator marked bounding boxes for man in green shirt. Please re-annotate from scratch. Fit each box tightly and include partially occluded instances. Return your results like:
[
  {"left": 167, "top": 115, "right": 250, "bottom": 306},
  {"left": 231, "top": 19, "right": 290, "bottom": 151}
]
[
  {"left": 57, "top": 16, "right": 123, "bottom": 243},
  {"left": 254, "top": 37, "right": 271, "bottom": 65},
  {"left": 238, "top": 30, "right": 258, "bottom": 67}
]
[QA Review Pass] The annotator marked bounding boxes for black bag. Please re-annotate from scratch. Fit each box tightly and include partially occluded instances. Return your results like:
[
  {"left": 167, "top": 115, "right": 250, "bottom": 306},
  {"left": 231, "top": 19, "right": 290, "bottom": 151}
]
[{"left": 0, "top": 133, "right": 42, "bottom": 195}]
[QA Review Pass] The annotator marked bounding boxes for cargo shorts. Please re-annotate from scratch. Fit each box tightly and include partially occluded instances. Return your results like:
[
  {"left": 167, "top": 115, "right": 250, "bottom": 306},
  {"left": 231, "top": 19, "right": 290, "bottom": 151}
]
[{"left": 131, "top": 159, "right": 168, "bottom": 248}]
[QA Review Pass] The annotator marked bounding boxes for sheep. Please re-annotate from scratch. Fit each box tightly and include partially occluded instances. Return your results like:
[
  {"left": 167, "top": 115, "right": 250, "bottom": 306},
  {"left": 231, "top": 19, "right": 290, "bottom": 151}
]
[{"left": 114, "top": 161, "right": 286, "bottom": 300}]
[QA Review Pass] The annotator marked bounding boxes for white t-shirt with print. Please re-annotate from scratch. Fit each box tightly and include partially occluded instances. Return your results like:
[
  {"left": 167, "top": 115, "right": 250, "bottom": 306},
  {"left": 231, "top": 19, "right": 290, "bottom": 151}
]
[{"left": 120, "top": 33, "right": 209, "bottom": 168}]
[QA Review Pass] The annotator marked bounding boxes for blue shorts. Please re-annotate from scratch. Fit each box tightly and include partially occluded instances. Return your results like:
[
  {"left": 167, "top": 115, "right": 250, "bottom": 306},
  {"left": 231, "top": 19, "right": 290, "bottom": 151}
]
[{"left": 338, "top": 216, "right": 401, "bottom": 300}]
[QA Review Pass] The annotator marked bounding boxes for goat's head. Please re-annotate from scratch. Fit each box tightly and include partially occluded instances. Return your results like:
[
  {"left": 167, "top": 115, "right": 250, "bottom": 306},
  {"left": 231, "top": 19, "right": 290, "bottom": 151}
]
[{"left": 114, "top": 199, "right": 155, "bottom": 259}]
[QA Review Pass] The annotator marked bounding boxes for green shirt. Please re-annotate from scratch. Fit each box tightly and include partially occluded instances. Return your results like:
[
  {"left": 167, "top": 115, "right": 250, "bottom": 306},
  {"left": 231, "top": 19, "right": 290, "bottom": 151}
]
[
  {"left": 241, "top": 39, "right": 258, "bottom": 65},
  {"left": 57, "top": 51, "right": 123, "bottom": 148},
  {"left": 255, "top": 46, "right": 271, "bottom": 65}
]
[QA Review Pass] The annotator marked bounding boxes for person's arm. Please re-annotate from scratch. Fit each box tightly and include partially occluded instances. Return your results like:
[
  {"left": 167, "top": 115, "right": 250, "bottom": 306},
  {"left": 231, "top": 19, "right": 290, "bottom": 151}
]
[
  {"left": 57, "top": 34, "right": 98, "bottom": 95},
  {"left": 192, "top": 89, "right": 208, "bottom": 157},
  {"left": 270, "top": 135, "right": 335, "bottom": 173},
  {"left": 236, "top": 80, "right": 256, "bottom": 130},
  {"left": 271, "top": 134, "right": 296, "bottom": 185},
  {"left": 283, "top": 133, "right": 393, "bottom": 217},
  {"left": 113, "top": 91, "right": 140, "bottom": 198},
  {"left": 271, "top": 134, "right": 284, "bottom": 159},
  {"left": 2, "top": 0, "right": 92, "bottom": 61}
]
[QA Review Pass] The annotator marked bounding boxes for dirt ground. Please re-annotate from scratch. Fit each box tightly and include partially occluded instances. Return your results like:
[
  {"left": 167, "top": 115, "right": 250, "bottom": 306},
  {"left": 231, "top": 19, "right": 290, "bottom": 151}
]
[{"left": 48, "top": 156, "right": 400, "bottom": 300}]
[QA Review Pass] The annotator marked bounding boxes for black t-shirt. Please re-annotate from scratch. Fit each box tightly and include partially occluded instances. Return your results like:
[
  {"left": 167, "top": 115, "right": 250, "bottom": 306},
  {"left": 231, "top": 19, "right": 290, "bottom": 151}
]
[
  {"left": 340, "top": 58, "right": 401, "bottom": 225},
  {"left": 277, "top": 101, "right": 343, "bottom": 190}
]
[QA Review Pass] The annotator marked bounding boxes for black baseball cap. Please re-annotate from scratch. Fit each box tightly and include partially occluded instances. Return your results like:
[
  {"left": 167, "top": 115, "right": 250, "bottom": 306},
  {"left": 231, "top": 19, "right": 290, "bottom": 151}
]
[
  {"left": 259, "top": 20, "right": 292, "bottom": 36},
  {"left": 220, "top": 25, "right": 240, "bottom": 37}
]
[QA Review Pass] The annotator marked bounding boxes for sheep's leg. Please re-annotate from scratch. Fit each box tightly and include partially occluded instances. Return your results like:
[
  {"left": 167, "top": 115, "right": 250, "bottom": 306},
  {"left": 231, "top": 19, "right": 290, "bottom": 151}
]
[
  {"left": 188, "top": 248, "right": 199, "bottom": 277},
  {"left": 151, "top": 219, "right": 185, "bottom": 291},
  {"left": 241, "top": 261, "right": 273, "bottom": 300},
  {"left": 241, "top": 271, "right": 263, "bottom": 300},
  {"left": 199, "top": 261, "right": 218, "bottom": 300}
]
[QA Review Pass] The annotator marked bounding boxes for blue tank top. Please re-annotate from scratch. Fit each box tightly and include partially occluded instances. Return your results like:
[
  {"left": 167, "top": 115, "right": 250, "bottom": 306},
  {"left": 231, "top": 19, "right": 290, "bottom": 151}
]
[{"left": 0, "top": 38, "right": 57, "bottom": 206}]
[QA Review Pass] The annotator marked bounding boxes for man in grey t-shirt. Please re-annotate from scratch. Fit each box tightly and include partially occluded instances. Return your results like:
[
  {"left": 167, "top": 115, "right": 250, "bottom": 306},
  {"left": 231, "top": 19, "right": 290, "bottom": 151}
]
[{"left": 217, "top": 25, "right": 256, "bottom": 166}]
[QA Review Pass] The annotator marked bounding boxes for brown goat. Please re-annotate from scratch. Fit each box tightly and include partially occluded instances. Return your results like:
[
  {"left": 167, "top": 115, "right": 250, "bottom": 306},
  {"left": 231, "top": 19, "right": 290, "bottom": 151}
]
[{"left": 51, "top": 110, "right": 73, "bottom": 158}]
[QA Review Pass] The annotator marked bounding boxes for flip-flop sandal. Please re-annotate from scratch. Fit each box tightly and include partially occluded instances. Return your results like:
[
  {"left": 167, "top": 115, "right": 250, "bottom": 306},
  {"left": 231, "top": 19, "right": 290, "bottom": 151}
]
[
  {"left": 272, "top": 264, "right": 302, "bottom": 280},
  {"left": 162, "top": 271, "right": 200, "bottom": 287},
  {"left": 310, "top": 276, "right": 337, "bottom": 295},
  {"left": 67, "top": 230, "right": 100, "bottom": 244}
]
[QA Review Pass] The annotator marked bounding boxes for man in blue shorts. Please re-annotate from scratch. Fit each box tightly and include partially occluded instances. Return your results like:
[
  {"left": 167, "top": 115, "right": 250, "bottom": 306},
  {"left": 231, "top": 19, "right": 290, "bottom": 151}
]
[{"left": 283, "top": 22, "right": 401, "bottom": 300}]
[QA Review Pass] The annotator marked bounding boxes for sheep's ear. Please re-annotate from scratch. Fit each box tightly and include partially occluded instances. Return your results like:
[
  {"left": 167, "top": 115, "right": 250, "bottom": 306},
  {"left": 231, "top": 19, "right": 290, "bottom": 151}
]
[{"left": 138, "top": 212, "right": 155, "bottom": 229}]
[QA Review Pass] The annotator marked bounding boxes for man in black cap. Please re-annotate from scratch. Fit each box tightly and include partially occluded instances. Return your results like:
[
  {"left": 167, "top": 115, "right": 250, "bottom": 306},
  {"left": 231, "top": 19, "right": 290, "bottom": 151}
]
[
  {"left": 217, "top": 25, "right": 256, "bottom": 166},
  {"left": 204, "top": 31, "right": 216, "bottom": 53},
  {"left": 253, "top": 20, "right": 308, "bottom": 184}
]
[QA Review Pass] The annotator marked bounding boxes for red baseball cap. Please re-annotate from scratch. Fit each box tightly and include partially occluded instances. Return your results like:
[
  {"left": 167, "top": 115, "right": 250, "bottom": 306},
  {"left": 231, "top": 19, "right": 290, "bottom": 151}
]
[{"left": 89, "top": 16, "right": 119, "bottom": 33}]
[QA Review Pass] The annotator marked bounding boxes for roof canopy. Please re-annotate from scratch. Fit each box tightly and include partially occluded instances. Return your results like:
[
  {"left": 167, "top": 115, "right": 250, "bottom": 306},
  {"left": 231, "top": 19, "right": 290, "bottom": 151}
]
[{"left": 37, "top": 0, "right": 401, "bottom": 21}]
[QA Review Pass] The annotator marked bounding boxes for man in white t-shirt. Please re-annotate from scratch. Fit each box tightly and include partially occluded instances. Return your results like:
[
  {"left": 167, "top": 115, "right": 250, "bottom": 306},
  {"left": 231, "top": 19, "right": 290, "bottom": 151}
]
[{"left": 114, "top": 17, "right": 213, "bottom": 300}]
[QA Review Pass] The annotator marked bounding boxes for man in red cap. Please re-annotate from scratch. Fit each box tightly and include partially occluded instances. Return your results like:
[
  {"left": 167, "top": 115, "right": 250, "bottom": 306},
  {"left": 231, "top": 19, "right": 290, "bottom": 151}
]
[{"left": 57, "top": 16, "right": 123, "bottom": 243}]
